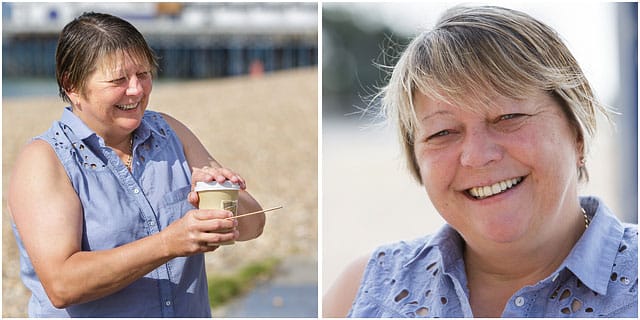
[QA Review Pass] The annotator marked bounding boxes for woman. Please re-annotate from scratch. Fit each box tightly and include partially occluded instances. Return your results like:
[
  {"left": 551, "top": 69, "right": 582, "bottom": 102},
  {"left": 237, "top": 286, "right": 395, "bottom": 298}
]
[
  {"left": 323, "top": 5, "right": 637, "bottom": 318},
  {"left": 8, "top": 12, "right": 265, "bottom": 317}
]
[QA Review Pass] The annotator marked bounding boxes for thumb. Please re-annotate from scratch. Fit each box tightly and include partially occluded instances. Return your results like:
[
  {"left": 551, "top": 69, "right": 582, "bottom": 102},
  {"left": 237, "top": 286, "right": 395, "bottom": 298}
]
[{"left": 188, "top": 191, "right": 200, "bottom": 208}]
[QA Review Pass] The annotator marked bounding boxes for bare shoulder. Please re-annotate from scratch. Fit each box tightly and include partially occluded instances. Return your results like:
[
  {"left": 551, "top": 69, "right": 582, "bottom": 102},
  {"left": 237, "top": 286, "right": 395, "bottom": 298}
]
[
  {"left": 156, "top": 112, "right": 199, "bottom": 148},
  {"left": 322, "top": 254, "right": 371, "bottom": 318},
  {"left": 9, "top": 139, "right": 64, "bottom": 191},
  {"left": 156, "top": 112, "right": 214, "bottom": 168},
  {"left": 157, "top": 112, "right": 192, "bottom": 138},
  {"left": 157, "top": 111, "right": 179, "bottom": 126},
  {"left": 8, "top": 139, "right": 78, "bottom": 220},
  {"left": 8, "top": 138, "right": 83, "bottom": 258},
  {"left": 11, "top": 139, "right": 65, "bottom": 179}
]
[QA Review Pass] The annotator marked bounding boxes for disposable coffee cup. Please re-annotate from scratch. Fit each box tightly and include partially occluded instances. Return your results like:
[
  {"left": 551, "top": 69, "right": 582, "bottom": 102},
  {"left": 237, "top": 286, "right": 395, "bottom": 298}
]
[{"left": 194, "top": 181, "right": 240, "bottom": 245}]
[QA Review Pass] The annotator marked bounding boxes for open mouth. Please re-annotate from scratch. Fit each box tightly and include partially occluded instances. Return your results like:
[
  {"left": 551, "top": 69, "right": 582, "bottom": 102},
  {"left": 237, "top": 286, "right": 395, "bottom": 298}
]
[
  {"left": 116, "top": 102, "right": 139, "bottom": 111},
  {"left": 466, "top": 176, "right": 525, "bottom": 200}
]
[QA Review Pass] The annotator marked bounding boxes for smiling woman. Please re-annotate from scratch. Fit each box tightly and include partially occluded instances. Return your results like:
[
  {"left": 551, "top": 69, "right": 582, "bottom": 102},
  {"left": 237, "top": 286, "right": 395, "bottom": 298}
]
[
  {"left": 323, "top": 5, "right": 637, "bottom": 318},
  {"left": 8, "top": 12, "right": 265, "bottom": 317},
  {"left": 415, "top": 90, "right": 589, "bottom": 251},
  {"left": 69, "top": 51, "right": 153, "bottom": 148}
]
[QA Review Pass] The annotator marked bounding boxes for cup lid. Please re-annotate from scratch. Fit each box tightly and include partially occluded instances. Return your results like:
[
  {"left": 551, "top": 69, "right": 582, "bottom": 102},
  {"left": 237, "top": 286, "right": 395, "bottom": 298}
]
[{"left": 194, "top": 181, "right": 241, "bottom": 192}]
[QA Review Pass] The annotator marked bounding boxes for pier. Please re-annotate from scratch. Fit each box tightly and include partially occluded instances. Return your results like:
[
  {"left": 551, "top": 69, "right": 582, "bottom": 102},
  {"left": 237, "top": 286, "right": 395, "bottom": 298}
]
[{"left": 2, "top": 2, "right": 318, "bottom": 79}]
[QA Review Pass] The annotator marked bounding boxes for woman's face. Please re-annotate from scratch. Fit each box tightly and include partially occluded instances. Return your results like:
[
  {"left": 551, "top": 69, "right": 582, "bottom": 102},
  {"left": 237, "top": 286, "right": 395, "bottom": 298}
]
[
  {"left": 413, "top": 91, "right": 581, "bottom": 245},
  {"left": 70, "top": 51, "right": 152, "bottom": 140}
]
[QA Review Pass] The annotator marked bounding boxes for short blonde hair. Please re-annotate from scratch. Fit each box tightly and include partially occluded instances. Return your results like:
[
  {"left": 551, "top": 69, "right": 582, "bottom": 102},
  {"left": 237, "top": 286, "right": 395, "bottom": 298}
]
[{"left": 380, "top": 5, "right": 610, "bottom": 184}]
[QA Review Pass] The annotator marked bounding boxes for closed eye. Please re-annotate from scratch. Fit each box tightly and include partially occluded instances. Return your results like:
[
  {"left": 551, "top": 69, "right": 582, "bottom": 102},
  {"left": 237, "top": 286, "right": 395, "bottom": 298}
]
[
  {"left": 109, "top": 77, "right": 126, "bottom": 84},
  {"left": 492, "top": 113, "right": 530, "bottom": 133},
  {"left": 137, "top": 71, "right": 150, "bottom": 79},
  {"left": 497, "top": 113, "right": 527, "bottom": 122},
  {"left": 427, "top": 130, "right": 451, "bottom": 140}
]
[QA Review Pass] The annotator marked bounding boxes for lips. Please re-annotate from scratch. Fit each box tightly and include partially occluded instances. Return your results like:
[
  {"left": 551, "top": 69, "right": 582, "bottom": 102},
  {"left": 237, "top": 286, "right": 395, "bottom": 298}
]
[
  {"left": 116, "top": 102, "right": 139, "bottom": 111},
  {"left": 466, "top": 176, "right": 524, "bottom": 200}
]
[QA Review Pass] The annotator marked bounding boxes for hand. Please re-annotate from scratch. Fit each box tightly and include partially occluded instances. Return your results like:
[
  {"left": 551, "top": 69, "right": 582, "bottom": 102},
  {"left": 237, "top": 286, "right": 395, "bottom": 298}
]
[
  {"left": 188, "top": 166, "right": 246, "bottom": 208},
  {"left": 160, "top": 208, "right": 239, "bottom": 257}
]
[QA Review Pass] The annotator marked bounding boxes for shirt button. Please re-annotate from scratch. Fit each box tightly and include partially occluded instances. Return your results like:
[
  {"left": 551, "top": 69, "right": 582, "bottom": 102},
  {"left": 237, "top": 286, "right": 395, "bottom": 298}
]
[
  {"left": 133, "top": 188, "right": 140, "bottom": 194},
  {"left": 165, "top": 300, "right": 172, "bottom": 306},
  {"left": 148, "top": 220, "right": 156, "bottom": 227},
  {"left": 515, "top": 296, "right": 525, "bottom": 307}
]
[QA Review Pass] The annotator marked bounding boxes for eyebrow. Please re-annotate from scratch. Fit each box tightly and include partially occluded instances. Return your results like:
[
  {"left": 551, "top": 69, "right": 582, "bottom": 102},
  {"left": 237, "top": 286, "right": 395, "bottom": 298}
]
[
  {"left": 98, "top": 68, "right": 151, "bottom": 83},
  {"left": 98, "top": 76, "right": 126, "bottom": 83},
  {"left": 420, "top": 110, "right": 454, "bottom": 123}
]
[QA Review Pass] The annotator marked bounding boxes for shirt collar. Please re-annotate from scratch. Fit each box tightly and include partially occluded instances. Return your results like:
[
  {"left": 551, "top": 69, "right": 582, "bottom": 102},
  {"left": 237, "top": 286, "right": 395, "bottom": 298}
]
[
  {"left": 561, "top": 196, "right": 624, "bottom": 295},
  {"left": 137, "top": 112, "right": 168, "bottom": 141},
  {"left": 404, "top": 224, "right": 466, "bottom": 276},
  {"left": 60, "top": 107, "right": 96, "bottom": 141},
  {"left": 403, "top": 196, "right": 623, "bottom": 296}
]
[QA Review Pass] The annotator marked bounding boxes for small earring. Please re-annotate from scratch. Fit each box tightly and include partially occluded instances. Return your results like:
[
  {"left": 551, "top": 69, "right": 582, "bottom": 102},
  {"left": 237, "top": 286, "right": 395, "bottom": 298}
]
[{"left": 578, "top": 157, "right": 586, "bottom": 167}]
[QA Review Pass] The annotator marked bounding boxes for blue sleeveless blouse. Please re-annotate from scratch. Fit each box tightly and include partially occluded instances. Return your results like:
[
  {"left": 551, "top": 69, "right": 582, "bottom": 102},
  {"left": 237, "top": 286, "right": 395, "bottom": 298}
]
[
  {"left": 349, "top": 197, "right": 638, "bottom": 317},
  {"left": 12, "top": 107, "right": 211, "bottom": 317}
]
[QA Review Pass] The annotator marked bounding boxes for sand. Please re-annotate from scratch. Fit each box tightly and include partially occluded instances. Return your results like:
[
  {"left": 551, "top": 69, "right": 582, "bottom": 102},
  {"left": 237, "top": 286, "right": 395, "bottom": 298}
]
[{"left": 2, "top": 67, "right": 318, "bottom": 317}]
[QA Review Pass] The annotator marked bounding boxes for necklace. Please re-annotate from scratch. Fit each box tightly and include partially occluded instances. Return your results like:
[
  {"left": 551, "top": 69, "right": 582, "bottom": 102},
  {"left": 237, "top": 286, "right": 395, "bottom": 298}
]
[
  {"left": 125, "top": 135, "right": 133, "bottom": 171},
  {"left": 581, "top": 207, "right": 590, "bottom": 229}
]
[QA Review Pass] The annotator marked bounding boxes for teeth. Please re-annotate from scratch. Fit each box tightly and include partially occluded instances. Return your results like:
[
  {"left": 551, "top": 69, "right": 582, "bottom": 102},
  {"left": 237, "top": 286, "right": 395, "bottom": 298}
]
[
  {"left": 117, "top": 102, "right": 138, "bottom": 110},
  {"left": 468, "top": 177, "right": 523, "bottom": 199}
]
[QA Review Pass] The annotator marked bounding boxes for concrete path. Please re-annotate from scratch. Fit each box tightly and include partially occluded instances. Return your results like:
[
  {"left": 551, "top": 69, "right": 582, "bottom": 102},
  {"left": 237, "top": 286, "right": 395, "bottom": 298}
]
[{"left": 212, "top": 256, "right": 318, "bottom": 318}]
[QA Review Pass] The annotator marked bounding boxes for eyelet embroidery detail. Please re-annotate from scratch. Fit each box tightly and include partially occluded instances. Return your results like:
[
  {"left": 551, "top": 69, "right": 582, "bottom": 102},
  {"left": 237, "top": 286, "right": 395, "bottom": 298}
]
[
  {"left": 359, "top": 245, "right": 460, "bottom": 318},
  {"left": 546, "top": 232, "right": 637, "bottom": 316},
  {"left": 351, "top": 220, "right": 637, "bottom": 318}
]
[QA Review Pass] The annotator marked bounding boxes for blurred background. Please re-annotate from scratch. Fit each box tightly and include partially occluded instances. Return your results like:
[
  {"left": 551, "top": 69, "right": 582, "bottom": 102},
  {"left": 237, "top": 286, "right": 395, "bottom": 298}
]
[
  {"left": 3, "top": 2, "right": 317, "bottom": 94},
  {"left": 3, "top": 2, "right": 317, "bottom": 317},
  {"left": 323, "top": 0, "right": 637, "bottom": 299}
]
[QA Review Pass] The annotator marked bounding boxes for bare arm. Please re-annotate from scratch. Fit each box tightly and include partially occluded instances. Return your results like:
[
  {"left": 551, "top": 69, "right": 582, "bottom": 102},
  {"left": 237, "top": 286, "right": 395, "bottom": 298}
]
[
  {"left": 8, "top": 140, "right": 235, "bottom": 308},
  {"left": 161, "top": 112, "right": 265, "bottom": 241},
  {"left": 322, "top": 254, "right": 370, "bottom": 317}
]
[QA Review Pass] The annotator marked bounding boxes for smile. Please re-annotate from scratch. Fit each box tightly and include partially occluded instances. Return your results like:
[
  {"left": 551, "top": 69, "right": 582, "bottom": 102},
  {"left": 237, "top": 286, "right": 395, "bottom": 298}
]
[
  {"left": 116, "top": 102, "right": 139, "bottom": 111},
  {"left": 467, "top": 176, "right": 524, "bottom": 200}
]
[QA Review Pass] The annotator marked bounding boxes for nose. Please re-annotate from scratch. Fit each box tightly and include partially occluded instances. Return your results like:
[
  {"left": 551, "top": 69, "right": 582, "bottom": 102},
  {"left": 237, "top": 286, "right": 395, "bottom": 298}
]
[
  {"left": 460, "top": 125, "right": 504, "bottom": 168},
  {"left": 125, "top": 76, "right": 143, "bottom": 96}
]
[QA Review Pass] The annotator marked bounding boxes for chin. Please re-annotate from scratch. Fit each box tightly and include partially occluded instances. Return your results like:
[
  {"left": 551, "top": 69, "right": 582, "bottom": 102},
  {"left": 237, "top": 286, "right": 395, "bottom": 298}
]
[
  {"left": 476, "top": 219, "right": 530, "bottom": 244},
  {"left": 119, "top": 117, "right": 143, "bottom": 130}
]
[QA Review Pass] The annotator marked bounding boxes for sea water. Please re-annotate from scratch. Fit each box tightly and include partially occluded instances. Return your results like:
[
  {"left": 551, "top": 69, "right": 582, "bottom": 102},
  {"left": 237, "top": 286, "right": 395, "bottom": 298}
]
[{"left": 2, "top": 78, "right": 59, "bottom": 98}]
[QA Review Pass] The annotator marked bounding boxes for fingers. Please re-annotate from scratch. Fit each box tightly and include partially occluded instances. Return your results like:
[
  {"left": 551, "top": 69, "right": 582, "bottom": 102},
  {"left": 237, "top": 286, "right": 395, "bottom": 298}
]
[
  {"left": 164, "top": 209, "right": 240, "bottom": 257},
  {"left": 192, "top": 209, "right": 235, "bottom": 229},
  {"left": 187, "top": 209, "right": 238, "bottom": 250},
  {"left": 193, "top": 208, "right": 234, "bottom": 220},
  {"left": 188, "top": 191, "right": 199, "bottom": 208},
  {"left": 195, "top": 213, "right": 238, "bottom": 247},
  {"left": 191, "top": 166, "right": 247, "bottom": 190},
  {"left": 202, "top": 229, "right": 239, "bottom": 247}
]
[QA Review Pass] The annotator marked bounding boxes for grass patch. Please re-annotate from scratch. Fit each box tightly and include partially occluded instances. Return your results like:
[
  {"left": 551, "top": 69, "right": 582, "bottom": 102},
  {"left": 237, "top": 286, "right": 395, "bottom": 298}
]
[{"left": 208, "top": 257, "right": 280, "bottom": 308}]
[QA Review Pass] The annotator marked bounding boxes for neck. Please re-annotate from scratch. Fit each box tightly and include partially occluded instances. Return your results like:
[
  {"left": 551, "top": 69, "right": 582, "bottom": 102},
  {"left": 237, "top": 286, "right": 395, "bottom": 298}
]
[
  {"left": 465, "top": 209, "right": 584, "bottom": 282},
  {"left": 104, "top": 133, "right": 134, "bottom": 172},
  {"left": 463, "top": 202, "right": 585, "bottom": 316},
  {"left": 104, "top": 133, "right": 133, "bottom": 151}
]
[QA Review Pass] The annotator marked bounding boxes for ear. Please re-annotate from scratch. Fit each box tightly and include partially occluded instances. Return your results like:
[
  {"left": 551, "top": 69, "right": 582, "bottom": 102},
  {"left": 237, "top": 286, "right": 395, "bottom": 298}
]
[
  {"left": 61, "top": 72, "right": 81, "bottom": 105},
  {"left": 66, "top": 89, "right": 79, "bottom": 100},
  {"left": 575, "top": 132, "right": 585, "bottom": 166},
  {"left": 65, "top": 90, "right": 82, "bottom": 109}
]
